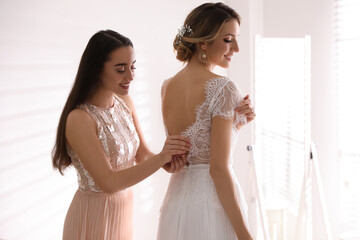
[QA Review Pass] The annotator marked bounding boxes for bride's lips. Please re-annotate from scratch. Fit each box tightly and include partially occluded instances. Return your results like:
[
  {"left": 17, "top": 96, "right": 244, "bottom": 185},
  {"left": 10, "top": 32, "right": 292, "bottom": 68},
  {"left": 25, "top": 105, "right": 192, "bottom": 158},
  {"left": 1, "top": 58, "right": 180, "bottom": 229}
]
[
  {"left": 225, "top": 55, "right": 233, "bottom": 61},
  {"left": 119, "top": 82, "right": 130, "bottom": 90}
]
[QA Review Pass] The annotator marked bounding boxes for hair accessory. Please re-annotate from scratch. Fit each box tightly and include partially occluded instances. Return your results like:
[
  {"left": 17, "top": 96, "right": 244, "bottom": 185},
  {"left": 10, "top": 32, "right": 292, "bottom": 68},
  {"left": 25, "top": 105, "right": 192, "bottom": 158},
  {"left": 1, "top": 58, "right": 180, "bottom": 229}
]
[{"left": 175, "top": 24, "right": 193, "bottom": 44}]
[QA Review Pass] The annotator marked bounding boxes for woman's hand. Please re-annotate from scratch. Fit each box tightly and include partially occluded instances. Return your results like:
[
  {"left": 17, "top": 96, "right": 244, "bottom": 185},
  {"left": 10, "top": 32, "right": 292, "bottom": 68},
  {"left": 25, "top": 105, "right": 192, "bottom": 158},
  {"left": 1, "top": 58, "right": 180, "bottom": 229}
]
[
  {"left": 163, "top": 154, "right": 188, "bottom": 173},
  {"left": 159, "top": 135, "right": 190, "bottom": 165},
  {"left": 235, "top": 95, "right": 256, "bottom": 129}
]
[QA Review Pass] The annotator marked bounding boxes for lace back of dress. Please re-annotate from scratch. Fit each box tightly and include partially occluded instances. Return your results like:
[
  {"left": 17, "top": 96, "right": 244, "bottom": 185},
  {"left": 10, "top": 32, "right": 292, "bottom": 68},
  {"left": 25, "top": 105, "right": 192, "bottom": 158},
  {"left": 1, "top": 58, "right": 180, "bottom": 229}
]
[{"left": 182, "top": 77, "right": 231, "bottom": 164}]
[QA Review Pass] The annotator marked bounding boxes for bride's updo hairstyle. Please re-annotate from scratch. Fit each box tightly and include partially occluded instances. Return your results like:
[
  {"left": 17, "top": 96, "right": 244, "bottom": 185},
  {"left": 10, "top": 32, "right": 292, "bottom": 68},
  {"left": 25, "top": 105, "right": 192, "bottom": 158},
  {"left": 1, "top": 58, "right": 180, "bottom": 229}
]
[{"left": 174, "top": 2, "right": 240, "bottom": 63}]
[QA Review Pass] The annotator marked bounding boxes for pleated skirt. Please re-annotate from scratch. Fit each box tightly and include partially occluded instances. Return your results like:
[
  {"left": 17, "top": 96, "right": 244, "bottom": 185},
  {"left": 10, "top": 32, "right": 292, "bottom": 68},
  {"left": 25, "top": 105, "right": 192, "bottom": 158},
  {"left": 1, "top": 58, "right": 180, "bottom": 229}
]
[
  {"left": 157, "top": 164, "right": 248, "bottom": 240},
  {"left": 63, "top": 188, "right": 133, "bottom": 240}
]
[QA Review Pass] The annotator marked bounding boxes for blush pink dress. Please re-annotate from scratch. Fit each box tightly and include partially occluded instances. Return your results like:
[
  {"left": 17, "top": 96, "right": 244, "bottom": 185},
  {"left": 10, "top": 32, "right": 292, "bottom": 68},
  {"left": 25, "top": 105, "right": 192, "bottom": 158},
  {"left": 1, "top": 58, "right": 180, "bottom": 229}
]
[{"left": 63, "top": 95, "right": 139, "bottom": 240}]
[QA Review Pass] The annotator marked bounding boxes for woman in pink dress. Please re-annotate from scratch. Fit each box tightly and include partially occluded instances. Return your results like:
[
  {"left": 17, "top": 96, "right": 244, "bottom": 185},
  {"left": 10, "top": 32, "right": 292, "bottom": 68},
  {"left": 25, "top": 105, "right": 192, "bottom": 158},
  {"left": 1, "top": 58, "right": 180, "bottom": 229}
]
[{"left": 52, "top": 30, "right": 190, "bottom": 240}]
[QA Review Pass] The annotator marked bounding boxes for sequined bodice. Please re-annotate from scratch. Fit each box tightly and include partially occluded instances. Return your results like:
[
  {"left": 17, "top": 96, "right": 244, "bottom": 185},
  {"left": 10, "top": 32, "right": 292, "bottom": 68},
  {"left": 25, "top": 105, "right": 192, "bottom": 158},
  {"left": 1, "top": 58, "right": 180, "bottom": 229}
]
[
  {"left": 162, "top": 77, "right": 246, "bottom": 165},
  {"left": 67, "top": 96, "right": 140, "bottom": 192}
]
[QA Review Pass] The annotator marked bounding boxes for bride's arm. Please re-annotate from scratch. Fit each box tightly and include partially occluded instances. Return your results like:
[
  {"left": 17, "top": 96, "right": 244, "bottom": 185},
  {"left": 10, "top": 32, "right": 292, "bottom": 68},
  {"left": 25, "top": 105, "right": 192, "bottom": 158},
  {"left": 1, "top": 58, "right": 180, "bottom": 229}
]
[{"left": 209, "top": 116, "right": 252, "bottom": 240}]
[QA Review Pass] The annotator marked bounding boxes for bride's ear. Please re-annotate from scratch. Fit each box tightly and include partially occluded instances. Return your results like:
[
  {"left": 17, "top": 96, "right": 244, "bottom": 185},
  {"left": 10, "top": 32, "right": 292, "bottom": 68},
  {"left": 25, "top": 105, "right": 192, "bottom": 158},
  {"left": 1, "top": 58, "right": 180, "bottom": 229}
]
[{"left": 198, "top": 42, "right": 207, "bottom": 51}]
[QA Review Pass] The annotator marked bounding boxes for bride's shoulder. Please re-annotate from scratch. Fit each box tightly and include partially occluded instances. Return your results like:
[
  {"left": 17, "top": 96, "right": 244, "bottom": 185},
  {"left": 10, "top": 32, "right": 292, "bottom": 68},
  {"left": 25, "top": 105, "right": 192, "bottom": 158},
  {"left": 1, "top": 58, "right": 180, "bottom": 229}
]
[
  {"left": 206, "top": 76, "right": 242, "bottom": 102},
  {"left": 162, "top": 75, "right": 177, "bottom": 87},
  {"left": 206, "top": 74, "right": 234, "bottom": 90},
  {"left": 161, "top": 73, "right": 185, "bottom": 93},
  {"left": 161, "top": 77, "right": 173, "bottom": 98}
]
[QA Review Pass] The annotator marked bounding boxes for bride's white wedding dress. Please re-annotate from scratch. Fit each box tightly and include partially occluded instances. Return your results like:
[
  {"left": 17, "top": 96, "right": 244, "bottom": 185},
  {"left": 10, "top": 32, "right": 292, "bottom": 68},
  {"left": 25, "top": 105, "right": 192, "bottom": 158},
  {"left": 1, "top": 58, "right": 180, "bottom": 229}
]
[{"left": 157, "top": 76, "right": 249, "bottom": 240}]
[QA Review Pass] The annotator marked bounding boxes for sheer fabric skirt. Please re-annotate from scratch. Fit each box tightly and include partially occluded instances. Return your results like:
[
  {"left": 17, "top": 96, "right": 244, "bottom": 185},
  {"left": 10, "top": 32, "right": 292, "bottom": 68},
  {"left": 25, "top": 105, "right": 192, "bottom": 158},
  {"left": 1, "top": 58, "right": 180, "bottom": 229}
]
[
  {"left": 63, "top": 188, "right": 133, "bottom": 240},
  {"left": 157, "top": 164, "right": 248, "bottom": 240}
]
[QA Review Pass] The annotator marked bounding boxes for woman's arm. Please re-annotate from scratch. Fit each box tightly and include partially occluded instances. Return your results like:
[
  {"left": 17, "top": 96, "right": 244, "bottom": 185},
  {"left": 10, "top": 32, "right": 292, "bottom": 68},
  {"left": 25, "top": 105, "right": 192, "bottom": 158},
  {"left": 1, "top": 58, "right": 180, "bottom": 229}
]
[
  {"left": 65, "top": 109, "right": 190, "bottom": 193},
  {"left": 209, "top": 116, "right": 252, "bottom": 240},
  {"left": 120, "top": 94, "right": 155, "bottom": 163}
]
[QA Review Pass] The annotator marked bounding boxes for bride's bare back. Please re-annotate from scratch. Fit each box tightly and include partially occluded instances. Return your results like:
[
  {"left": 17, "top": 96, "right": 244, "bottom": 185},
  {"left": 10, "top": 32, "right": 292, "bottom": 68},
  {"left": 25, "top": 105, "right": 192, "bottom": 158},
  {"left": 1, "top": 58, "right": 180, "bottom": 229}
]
[{"left": 162, "top": 71, "right": 220, "bottom": 136}]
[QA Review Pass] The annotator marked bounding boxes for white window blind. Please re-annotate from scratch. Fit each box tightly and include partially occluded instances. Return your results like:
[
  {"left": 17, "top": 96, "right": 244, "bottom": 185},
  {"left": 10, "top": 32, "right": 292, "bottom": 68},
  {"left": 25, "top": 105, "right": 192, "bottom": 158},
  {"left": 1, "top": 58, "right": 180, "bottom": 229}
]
[
  {"left": 254, "top": 35, "right": 311, "bottom": 239},
  {"left": 335, "top": 0, "right": 360, "bottom": 238}
]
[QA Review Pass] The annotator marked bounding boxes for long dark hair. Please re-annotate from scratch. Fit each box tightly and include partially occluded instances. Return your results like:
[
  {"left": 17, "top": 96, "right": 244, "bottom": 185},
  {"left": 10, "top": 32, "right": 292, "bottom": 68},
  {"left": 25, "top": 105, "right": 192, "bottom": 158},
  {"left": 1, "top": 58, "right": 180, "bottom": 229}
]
[{"left": 52, "top": 30, "right": 133, "bottom": 174}]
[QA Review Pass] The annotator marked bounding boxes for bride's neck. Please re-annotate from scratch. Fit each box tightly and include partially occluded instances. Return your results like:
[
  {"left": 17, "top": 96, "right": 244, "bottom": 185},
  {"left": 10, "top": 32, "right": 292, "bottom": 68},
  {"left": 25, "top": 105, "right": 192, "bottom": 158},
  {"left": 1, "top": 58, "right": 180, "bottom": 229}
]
[{"left": 186, "top": 57, "right": 214, "bottom": 73}]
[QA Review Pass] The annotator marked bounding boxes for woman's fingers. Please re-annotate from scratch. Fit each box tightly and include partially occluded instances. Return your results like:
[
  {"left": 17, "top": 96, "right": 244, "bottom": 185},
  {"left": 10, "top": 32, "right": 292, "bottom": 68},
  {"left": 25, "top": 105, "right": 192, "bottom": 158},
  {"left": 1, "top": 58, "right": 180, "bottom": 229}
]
[
  {"left": 168, "top": 149, "right": 187, "bottom": 155},
  {"left": 174, "top": 154, "right": 188, "bottom": 171},
  {"left": 180, "top": 154, "right": 187, "bottom": 165},
  {"left": 164, "top": 136, "right": 191, "bottom": 153},
  {"left": 236, "top": 97, "right": 255, "bottom": 116},
  {"left": 234, "top": 95, "right": 256, "bottom": 127},
  {"left": 236, "top": 103, "right": 251, "bottom": 111},
  {"left": 162, "top": 136, "right": 191, "bottom": 169},
  {"left": 166, "top": 139, "right": 191, "bottom": 149},
  {"left": 166, "top": 140, "right": 191, "bottom": 149},
  {"left": 246, "top": 112, "right": 256, "bottom": 117},
  {"left": 163, "top": 162, "right": 173, "bottom": 172},
  {"left": 180, "top": 154, "right": 188, "bottom": 167},
  {"left": 166, "top": 135, "right": 191, "bottom": 144},
  {"left": 174, "top": 156, "right": 181, "bottom": 170},
  {"left": 246, "top": 112, "right": 256, "bottom": 122},
  {"left": 235, "top": 101, "right": 251, "bottom": 112},
  {"left": 237, "top": 108, "right": 253, "bottom": 115},
  {"left": 169, "top": 158, "right": 176, "bottom": 172},
  {"left": 163, "top": 154, "right": 189, "bottom": 173},
  {"left": 164, "top": 145, "right": 189, "bottom": 154}
]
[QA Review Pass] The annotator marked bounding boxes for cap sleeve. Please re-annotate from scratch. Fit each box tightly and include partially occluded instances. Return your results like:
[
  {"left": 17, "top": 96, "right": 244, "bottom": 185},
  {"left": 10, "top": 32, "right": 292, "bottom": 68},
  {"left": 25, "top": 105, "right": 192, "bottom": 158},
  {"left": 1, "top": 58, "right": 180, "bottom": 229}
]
[{"left": 209, "top": 79, "right": 247, "bottom": 125}]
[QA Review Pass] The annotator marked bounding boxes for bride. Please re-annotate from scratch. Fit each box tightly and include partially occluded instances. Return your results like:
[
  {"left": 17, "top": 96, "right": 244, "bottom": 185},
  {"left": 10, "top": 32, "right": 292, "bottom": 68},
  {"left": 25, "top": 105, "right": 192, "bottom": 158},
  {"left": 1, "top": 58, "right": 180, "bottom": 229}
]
[{"left": 157, "top": 2, "right": 255, "bottom": 240}]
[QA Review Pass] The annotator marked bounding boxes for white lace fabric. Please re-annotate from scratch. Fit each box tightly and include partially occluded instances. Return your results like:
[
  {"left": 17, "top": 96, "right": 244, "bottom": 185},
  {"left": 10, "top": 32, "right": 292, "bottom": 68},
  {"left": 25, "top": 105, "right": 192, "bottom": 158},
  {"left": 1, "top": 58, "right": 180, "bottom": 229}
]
[{"left": 162, "top": 76, "right": 245, "bottom": 165}]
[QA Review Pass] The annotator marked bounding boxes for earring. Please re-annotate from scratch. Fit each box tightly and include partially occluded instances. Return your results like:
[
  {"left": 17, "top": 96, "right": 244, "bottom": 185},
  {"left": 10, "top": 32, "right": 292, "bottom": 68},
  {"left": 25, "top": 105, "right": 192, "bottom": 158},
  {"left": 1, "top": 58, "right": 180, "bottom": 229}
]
[{"left": 200, "top": 51, "right": 207, "bottom": 62}]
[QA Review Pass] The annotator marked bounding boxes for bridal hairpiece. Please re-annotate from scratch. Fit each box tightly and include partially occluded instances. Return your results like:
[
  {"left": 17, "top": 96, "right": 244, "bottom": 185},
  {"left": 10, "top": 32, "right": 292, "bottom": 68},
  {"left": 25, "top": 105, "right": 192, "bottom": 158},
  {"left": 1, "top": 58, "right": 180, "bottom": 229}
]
[{"left": 175, "top": 24, "right": 193, "bottom": 44}]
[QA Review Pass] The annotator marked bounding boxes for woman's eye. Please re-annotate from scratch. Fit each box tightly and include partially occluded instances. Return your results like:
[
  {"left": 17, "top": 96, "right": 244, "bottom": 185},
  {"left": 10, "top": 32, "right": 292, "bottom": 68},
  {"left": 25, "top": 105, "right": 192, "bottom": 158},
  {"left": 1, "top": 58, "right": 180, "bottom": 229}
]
[
  {"left": 117, "top": 67, "right": 125, "bottom": 73},
  {"left": 224, "top": 39, "right": 232, "bottom": 43}
]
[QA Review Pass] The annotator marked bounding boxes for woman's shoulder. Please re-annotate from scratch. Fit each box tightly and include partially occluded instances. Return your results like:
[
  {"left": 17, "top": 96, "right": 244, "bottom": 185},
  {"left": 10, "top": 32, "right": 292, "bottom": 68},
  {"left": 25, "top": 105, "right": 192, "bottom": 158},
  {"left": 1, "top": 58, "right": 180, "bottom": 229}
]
[{"left": 67, "top": 108, "right": 96, "bottom": 130}]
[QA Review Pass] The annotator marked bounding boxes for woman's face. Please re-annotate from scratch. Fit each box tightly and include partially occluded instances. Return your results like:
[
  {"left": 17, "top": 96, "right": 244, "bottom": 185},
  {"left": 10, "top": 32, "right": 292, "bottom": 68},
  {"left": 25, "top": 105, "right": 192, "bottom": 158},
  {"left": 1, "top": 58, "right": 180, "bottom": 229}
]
[
  {"left": 203, "top": 18, "right": 240, "bottom": 69},
  {"left": 100, "top": 46, "right": 136, "bottom": 96}
]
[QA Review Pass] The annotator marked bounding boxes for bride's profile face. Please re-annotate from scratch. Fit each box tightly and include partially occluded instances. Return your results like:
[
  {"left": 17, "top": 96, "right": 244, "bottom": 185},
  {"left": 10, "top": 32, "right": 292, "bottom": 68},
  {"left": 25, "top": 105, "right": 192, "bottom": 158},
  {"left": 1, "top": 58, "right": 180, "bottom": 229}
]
[{"left": 204, "top": 19, "right": 240, "bottom": 69}]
